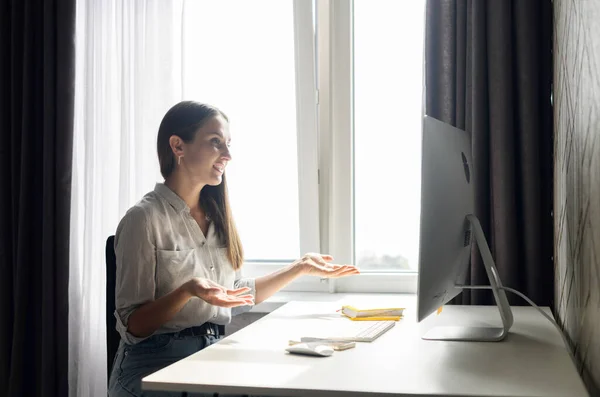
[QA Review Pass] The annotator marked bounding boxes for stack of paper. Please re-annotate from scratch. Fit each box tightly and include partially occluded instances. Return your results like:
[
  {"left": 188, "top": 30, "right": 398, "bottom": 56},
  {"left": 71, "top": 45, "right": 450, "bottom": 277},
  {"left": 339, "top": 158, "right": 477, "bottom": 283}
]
[{"left": 340, "top": 305, "right": 405, "bottom": 321}]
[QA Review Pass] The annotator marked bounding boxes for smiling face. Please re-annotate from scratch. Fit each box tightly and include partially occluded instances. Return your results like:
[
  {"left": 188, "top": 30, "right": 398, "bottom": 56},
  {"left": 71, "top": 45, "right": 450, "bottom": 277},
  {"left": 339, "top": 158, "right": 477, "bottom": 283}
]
[{"left": 170, "top": 115, "right": 232, "bottom": 186}]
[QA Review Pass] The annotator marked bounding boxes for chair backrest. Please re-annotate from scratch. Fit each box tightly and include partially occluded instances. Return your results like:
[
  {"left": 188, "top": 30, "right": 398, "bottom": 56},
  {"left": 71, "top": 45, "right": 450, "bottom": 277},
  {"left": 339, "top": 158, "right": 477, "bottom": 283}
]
[{"left": 105, "top": 235, "right": 120, "bottom": 379}]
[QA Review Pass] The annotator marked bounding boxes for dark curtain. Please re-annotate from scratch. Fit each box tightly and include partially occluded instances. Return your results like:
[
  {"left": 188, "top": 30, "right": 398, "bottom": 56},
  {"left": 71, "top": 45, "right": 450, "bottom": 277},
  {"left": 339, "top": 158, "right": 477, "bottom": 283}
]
[
  {"left": 425, "top": 0, "right": 554, "bottom": 306},
  {"left": 0, "top": 0, "right": 75, "bottom": 396}
]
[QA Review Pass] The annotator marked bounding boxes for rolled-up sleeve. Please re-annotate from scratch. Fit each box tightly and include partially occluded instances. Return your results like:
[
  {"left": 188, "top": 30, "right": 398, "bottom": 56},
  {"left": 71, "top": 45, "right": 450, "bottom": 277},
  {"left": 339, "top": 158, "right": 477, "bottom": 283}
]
[
  {"left": 231, "top": 271, "right": 256, "bottom": 316},
  {"left": 113, "top": 207, "right": 156, "bottom": 344}
]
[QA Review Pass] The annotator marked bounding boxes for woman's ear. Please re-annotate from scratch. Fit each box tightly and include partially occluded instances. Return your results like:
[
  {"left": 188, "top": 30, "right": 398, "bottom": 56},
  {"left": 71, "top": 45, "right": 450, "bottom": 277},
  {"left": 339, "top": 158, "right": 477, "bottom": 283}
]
[{"left": 168, "top": 135, "right": 185, "bottom": 158}]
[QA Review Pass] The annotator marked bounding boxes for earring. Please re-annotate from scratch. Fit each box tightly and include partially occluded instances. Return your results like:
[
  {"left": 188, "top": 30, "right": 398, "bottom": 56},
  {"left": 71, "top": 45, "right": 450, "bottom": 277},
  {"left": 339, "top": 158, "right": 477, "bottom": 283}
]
[{"left": 178, "top": 156, "right": 182, "bottom": 165}]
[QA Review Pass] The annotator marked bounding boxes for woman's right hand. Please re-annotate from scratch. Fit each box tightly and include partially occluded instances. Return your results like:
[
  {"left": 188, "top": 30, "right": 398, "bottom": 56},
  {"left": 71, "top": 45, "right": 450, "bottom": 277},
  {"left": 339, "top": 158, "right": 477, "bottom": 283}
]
[{"left": 185, "top": 277, "right": 254, "bottom": 308}]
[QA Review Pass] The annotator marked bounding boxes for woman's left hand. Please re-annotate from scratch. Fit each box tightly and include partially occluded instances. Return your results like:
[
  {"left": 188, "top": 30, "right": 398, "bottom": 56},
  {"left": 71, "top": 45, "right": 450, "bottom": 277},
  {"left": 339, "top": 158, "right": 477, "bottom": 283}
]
[{"left": 295, "top": 253, "right": 360, "bottom": 278}]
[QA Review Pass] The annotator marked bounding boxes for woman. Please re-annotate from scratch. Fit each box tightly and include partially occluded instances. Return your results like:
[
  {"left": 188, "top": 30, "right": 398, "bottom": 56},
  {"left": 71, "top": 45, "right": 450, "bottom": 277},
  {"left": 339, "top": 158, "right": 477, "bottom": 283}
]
[{"left": 108, "top": 101, "right": 359, "bottom": 397}]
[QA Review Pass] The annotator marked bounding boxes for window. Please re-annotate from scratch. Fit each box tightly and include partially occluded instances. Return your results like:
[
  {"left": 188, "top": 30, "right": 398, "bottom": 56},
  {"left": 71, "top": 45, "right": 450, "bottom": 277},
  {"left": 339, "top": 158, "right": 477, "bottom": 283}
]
[
  {"left": 181, "top": 0, "right": 425, "bottom": 293},
  {"left": 182, "top": 0, "right": 318, "bottom": 261},
  {"left": 314, "top": 0, "right": 425, "bottom": 293},
  {"left": 353, "top": 0, "right": 425, "bottom": 272}
]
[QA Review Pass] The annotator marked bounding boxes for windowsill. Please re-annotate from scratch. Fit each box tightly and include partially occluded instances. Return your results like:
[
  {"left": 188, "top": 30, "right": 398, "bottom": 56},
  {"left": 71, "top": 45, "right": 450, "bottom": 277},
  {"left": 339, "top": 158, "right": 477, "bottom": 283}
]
[
  {"left": 251, "top": 291, "right": 417, "bottom": 313},
  {"left": 244, "top": 264, "right": 419, "bottom": 296}
]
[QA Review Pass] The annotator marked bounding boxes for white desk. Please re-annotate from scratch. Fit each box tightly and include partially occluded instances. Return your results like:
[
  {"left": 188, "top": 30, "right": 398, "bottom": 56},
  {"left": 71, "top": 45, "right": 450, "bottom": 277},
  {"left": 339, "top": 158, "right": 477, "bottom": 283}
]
[{"left": 143, "top": 295, "right": 589, "bottom": 397}]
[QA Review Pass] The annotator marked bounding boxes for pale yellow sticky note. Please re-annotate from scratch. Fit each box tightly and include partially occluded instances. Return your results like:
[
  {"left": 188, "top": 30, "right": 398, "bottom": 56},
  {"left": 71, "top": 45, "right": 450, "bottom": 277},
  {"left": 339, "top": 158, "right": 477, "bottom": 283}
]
[{"left": 437, "top": 306, "right": 443, "bottom": 315}]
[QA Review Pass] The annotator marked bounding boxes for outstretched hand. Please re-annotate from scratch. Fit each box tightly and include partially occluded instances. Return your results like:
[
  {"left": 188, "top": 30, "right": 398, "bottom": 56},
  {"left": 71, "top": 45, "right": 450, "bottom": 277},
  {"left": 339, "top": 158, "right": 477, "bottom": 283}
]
[
  {"left": 296, "top": 253, "right": 360, "bottom": 278},
  {"left": 186, "top": 277, "right": 254, "bottom": 308}
]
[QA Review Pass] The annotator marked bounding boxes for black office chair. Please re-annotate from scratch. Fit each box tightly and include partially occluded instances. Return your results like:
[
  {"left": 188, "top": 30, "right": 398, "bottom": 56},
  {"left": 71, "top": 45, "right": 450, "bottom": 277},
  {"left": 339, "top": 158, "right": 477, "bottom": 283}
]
[{"left": 105, "top": 235, "right": 120, "bottom": 379}]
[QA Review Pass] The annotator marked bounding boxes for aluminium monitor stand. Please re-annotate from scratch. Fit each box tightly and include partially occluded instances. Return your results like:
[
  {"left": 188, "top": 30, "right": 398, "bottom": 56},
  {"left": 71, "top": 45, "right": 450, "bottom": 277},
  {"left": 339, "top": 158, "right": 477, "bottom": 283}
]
[{"left": 422, "top": 214, "right": 514, "bottom": 342}]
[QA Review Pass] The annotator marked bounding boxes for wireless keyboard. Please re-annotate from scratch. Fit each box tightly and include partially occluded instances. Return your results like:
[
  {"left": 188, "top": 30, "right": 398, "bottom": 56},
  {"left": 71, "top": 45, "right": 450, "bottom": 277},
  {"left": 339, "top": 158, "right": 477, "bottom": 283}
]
[{"left": 303, "top": 320, "right": 396, "bottom": 343}]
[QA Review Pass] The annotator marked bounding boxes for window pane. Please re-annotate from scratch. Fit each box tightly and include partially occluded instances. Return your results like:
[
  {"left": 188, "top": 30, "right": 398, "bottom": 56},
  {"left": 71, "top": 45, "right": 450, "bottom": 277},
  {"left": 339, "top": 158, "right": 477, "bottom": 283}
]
[
  {"left": 183, "top": 0, "right": 299, "bottom": 260},
  {"left": 353, "top": 0, "right": 425, "bottom": 271}
]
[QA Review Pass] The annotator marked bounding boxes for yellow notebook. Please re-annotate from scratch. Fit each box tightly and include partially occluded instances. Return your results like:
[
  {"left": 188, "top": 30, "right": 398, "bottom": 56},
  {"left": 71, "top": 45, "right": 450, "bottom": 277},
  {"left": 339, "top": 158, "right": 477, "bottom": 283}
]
[
  {"left": 340, "top": 305, "right": 404, "bottom": 321},
  {"left": 344, "top": 315, "right": 402, "bottom": 321}
]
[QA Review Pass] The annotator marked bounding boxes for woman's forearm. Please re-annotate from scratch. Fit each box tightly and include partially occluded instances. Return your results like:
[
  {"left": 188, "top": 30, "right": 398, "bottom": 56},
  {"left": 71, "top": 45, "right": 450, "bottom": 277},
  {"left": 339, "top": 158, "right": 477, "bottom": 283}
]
[
  {"left": 255, "top": 262, "right": 305, "bottom": 304},
  {"left": 127, "top": 283, "right": 192, "bottom": 338}
]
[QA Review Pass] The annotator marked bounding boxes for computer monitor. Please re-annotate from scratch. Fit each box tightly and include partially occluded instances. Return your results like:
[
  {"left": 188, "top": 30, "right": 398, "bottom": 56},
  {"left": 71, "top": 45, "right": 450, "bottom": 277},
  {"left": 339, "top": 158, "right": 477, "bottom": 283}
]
[{"left": 416, "top": 115, "right": 514, "bottom": 342}]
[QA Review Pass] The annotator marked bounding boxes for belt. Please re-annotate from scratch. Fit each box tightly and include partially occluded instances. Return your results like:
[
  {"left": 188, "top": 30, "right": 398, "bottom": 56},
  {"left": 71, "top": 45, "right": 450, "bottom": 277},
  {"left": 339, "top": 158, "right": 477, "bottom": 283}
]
[{"left": 176, "top": 322, "right": 222, "bottom": 337}]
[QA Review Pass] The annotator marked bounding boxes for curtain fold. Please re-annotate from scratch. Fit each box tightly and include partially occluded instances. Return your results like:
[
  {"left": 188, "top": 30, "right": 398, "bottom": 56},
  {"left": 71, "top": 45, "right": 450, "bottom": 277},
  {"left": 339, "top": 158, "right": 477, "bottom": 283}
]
[
  {"left": 0, "top": 0, "right": 76, "bottom": 396},
  {"left": 68, "top": 1, "right": 184, "bottom": 395},
  {"left": 424, "top": 0, "right": 554, "bottom": 305}
]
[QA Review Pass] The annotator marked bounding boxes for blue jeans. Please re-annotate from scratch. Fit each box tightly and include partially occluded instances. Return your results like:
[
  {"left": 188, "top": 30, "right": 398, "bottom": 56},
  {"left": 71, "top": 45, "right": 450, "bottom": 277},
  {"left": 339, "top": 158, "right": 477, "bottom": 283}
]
[{"left": 108, "top": 332, "right": 246, "bottom": 397}]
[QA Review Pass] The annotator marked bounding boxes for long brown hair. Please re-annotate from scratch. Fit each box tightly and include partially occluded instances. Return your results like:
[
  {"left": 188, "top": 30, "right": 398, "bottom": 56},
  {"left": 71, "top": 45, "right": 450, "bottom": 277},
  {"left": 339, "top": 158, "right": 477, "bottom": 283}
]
[{"left": 157, "top": 101, "right": 244, "bottom": 270}]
